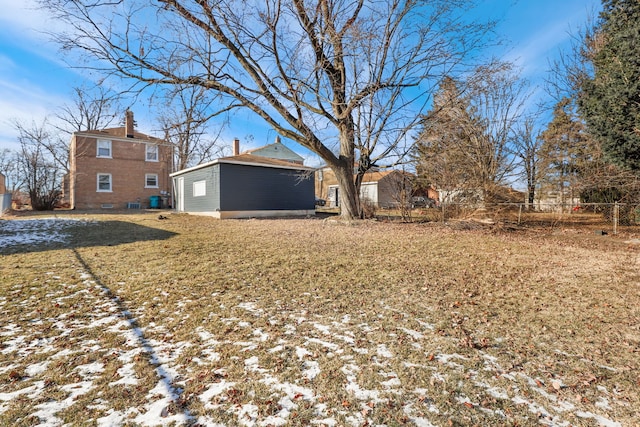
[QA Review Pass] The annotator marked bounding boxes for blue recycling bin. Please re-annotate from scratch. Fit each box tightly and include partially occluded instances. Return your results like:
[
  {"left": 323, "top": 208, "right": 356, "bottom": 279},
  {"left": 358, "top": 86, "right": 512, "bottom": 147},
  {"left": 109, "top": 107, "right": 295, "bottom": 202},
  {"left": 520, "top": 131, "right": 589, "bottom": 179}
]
[{"left": 149, "top": 195, "right": 161, "bottom": 209}]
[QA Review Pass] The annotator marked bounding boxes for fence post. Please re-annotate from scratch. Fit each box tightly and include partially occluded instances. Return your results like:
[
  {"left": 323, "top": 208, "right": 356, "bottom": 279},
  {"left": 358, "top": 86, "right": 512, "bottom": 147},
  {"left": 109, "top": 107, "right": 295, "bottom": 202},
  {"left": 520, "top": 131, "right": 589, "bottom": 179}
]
[
  {"left": 518, "top": 204, "right": 523, "bottom": 225},
  {"left": 613, "top": 202, "right": 619, "bottom": 235}
]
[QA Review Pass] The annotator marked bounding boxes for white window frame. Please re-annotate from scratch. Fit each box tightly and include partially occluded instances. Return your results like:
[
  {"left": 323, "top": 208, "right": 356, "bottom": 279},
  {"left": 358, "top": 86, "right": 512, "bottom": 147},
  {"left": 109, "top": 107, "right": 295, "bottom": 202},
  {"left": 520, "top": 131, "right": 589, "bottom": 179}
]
[
  {"left": 193, "top": 180, "right": 206, "bottom": 197},
  {"left": 97, "top": 173, "right": 112, "bottom": 192},
  {"left": 145, "top": 173, "right": 159, "bottom": 188},
  {"left": 146, "top": 143, "right": 159, "bottom": 162},
  {"left": 96, "top": 139, "right": 112, "bottom": 158}
]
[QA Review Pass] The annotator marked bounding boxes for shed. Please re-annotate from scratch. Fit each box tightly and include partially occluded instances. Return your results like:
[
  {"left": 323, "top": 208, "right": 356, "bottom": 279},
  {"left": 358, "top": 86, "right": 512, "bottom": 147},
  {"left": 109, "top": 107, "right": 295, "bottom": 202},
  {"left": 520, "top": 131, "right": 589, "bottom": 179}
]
[
  {"left": 171, "top": 154, "right": 315, "bottom": 219},
  {"left": 0, "top": 172, "right": 10, "bottom": 216}
]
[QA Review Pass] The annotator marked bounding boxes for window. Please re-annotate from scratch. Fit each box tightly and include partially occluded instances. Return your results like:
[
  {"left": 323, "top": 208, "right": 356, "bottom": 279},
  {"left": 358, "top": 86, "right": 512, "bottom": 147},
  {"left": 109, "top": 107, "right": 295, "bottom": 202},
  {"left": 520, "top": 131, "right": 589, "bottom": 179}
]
[
  {"left": 97, "top": 173, "right": 112, "bottom": 192},
  {"left": 97, "top": 139, "right": 112, "bottom": 158},
  {"left": 145, "top": 174, "right": 158, "bottom": 188},
  {"left": 146, "top": 144, "right": 158, "bottom": 161},
  {"left": 193, "top": 180, "right": 206, "bottom": 197}
]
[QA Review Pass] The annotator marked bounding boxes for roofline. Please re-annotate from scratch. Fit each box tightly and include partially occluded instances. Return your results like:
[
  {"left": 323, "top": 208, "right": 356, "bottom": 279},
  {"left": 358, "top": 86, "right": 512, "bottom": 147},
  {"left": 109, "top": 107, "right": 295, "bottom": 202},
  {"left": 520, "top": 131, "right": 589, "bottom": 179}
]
[
  {"left": 170, "top": 157, "right": 315, "bottom": 177},
  {"left": 245, "top": 141, "right": 305, "bottom": 160},
  {"left": 72, "top": 131, "right": 166, "bottom": 144}
]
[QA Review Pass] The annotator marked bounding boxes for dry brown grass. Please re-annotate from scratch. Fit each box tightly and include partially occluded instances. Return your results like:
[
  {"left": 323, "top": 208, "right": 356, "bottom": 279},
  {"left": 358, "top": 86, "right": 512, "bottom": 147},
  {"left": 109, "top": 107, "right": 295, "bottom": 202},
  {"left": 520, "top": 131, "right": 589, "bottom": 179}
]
[{"left": 1, "top": 211, "right": 638, "bottom": 426}]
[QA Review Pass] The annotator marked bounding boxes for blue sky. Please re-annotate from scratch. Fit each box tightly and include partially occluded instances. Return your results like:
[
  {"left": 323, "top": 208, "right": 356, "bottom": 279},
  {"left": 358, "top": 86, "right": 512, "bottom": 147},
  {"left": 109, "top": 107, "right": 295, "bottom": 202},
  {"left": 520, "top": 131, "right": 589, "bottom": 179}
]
[{"left": 0, "top": 0, "right": 602, "bottom": 160}]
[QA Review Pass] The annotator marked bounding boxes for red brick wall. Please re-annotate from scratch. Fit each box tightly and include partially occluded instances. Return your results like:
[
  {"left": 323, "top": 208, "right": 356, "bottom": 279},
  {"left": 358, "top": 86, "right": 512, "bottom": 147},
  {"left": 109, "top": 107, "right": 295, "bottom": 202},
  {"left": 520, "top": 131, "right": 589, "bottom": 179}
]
[{"left": 70, "top": 135, "right": 172, "bottom": 209}]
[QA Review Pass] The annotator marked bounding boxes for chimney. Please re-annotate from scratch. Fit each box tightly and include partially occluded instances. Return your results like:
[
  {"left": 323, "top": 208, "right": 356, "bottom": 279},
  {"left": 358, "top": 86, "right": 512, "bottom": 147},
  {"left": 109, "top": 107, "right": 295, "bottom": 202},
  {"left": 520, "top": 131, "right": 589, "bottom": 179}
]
[
  {"left": 125, "top": 110, "right": 135, "bottom": 138},
  {"left": 232, "top": 138, "right": 240, "bottom": 156}
]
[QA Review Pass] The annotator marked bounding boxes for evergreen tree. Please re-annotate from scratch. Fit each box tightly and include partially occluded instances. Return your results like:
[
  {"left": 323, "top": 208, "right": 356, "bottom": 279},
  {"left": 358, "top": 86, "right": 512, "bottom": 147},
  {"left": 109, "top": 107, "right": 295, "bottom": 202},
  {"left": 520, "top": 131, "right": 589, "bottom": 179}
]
[
  {"left": 413, "top": 62, "right": 525, "bottom": 204},
  {"left": 539, "top": 98, "right": 592, "bottom": 207},
  {"left": 413, "top": 77, "right": 478, "bottom": 195},
  {"left": 579, "top": 0, "right": 640, "bottom": 172}
]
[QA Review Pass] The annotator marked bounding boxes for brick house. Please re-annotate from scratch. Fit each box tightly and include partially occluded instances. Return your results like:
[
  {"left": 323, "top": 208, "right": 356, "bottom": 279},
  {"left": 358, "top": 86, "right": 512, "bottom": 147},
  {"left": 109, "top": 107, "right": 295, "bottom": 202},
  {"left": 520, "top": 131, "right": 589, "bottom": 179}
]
[{"left": 67, "top": 111, "right": 173, "bottom": 210}]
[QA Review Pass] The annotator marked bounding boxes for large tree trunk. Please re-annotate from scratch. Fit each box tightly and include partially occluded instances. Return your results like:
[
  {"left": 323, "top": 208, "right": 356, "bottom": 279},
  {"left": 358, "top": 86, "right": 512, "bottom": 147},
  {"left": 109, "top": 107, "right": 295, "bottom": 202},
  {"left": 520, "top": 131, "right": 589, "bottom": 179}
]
[
  {"left": 333, "top": 161, "right": 361, "bottom": 220},
  {"left": 323, "top": 117, "right": 361, "bottom": 220},
  {"left": 527, "top": 184, "right": 535, "bottom": 207}
]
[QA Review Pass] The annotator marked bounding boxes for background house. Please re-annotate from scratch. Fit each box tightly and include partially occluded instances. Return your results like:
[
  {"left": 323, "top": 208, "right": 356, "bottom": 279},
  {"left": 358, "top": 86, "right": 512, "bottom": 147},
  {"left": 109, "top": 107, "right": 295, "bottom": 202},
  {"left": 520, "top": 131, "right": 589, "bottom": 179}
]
[
  {"left": 316, "top": 167, "right": 414, "bottom": 208},
  {"left": 171, "top": 139, "right": 315, "bottom": 219},
  {"left": 243, "top": 136, "right": 305, "bottom": 165},
  {"left": 532, "top": 189, "right": 580, "bottom": 212},
  {"left": 67, "top": 110, "right": 173, "bottom": 210},
  {"left": 412, "top": 185, "right": 440, "bottom": 205},
  {"left": 436, "top": 186, "right": 525, "bottom": 208}
]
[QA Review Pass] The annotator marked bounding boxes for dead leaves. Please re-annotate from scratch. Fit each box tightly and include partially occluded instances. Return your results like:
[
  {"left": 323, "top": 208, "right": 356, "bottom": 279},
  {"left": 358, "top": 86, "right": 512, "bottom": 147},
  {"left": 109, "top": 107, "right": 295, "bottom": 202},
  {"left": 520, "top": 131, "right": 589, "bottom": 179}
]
[
  {"left": 226, "top": 388, "right": 244, "bottom": 405},
  {"left": 7, "top": 370, "right": 22, "bottom": 382}
]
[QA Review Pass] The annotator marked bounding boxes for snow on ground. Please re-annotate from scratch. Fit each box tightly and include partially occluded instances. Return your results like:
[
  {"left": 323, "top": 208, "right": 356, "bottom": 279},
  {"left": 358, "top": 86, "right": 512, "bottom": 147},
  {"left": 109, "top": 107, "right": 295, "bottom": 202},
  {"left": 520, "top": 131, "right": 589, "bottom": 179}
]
[
  {"left": 0, "top": 218, "right": 627, "bottom": 426},
  {"left": 0, "top": 217, "right": 93, "bottom": 249}
]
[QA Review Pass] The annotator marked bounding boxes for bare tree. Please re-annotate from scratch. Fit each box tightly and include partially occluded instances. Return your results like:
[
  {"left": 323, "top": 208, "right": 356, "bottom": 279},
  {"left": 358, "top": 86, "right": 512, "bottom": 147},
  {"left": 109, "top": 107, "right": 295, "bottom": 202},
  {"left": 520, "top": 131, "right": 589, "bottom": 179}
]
[
  {"left": 546, "top": 17, "right": 598, "bottom": 104},
  {"left": 413, "top": 76, "right": 472, "bottom": 196},
  {"left": 0, "top": 149, "right": 22, "bottom": 193},
  {"left": 387, "top": 169, "right": 415, "bottom": 222},
  {"left": 158, "top": 85, "right": 226, "bottom": 171},
  {"left": 39, "top": 0, "right": 493, "bottom": 219},
  {"left": 21, "top": 85, "right": 124, "bottom": 179},
  {"left": 464, "top": 61, "right": 529, "bottom": 201},
  {"left": 512, "top": 116, "right": 543, "bottom": 207},
  {"left": 7, "top": 84, "right": 122, "bottom": 209},
  {"left": 13, "top": 120, "right": 63, "bottom": 210},
  {"left": 55, "top": 85, "right": 122, "bottom": 133},
  {"left": 544, "top": 10, "right": 640, "bottom": 217},
  {"left": 414, "top": 61, "right": 529, "bottom": 205}
]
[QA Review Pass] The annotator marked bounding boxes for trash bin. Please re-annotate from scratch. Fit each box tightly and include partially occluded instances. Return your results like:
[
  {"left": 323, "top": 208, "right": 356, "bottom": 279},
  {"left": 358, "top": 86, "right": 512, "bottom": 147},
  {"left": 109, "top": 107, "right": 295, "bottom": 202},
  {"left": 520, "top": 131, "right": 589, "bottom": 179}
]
[{"left": 149, "top": 195, "right": 161, "bottom": 209}]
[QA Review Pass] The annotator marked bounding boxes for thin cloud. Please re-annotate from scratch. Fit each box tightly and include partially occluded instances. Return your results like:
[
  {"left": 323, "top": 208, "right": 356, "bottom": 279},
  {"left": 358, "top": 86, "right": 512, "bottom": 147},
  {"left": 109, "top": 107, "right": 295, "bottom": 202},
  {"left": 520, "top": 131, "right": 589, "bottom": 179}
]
[
  {"left": 0, "top": 78, "right": 69, "bottom": 150},
  {"left": 504, "top": 20, "right": 571, "bottom": 76},
  {"left": 0, "top": 0, "right": 80, "bottom": 150},
  {"left": 0, "top": 0, "right": 62, "bottom": 39},
  {"left": 0, "top": 53, "right": 16, "bottom": 72},
  {"left": 502, "top": 3, "right": 598, "bottom": 79}
]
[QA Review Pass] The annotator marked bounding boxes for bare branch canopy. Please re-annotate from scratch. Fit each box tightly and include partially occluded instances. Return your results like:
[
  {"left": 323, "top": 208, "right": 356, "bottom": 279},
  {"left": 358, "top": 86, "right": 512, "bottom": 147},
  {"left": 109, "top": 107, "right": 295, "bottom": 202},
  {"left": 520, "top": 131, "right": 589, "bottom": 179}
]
[{"left": 39, "top": 0, "right": 494, "bottom": 218}]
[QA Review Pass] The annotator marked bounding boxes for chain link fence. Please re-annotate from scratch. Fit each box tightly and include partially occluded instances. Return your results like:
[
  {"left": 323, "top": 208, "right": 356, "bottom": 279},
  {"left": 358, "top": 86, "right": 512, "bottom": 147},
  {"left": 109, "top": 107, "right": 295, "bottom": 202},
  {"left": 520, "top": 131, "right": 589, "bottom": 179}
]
[{"left": 376, "top": 202, "right": 640, "bottom": 234}]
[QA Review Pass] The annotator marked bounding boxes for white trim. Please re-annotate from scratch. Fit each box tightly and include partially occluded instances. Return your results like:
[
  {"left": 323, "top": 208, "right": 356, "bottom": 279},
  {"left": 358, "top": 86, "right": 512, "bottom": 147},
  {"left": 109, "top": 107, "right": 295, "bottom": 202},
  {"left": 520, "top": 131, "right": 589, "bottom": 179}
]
[
  {"left": 176, "top": 209, "right": 316, "bottom": 219},
  {"left": 193, "top": 180, "right": 206, "bottom": 197},
  {"left": 145, "top": 173, "right": 159, "bottom": 188},
  {"left": 97, "top": 173, "right": 112, "bottom": 192},
  {"left": 170, "top": 158, "right": 314, "bottom": 177},
  {"left": 176, "top": 177, "right": 185, "bottom": 212},
  {"left": 145, "top": 143, "right": 159, "bottom": 162},
  {"left": 96, "top": 139, "right": 112, "bottom": 158},
  {"left": 74, "top": 131, "right": 165, "bottom": 145}
]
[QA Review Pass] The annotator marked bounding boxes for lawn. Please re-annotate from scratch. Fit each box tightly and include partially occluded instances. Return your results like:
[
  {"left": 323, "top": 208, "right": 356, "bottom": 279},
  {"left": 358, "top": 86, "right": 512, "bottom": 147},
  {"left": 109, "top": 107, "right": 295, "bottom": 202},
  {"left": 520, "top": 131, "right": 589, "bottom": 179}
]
[{"left": 0, "top": 212, "right": 638, "bottom": 426}]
